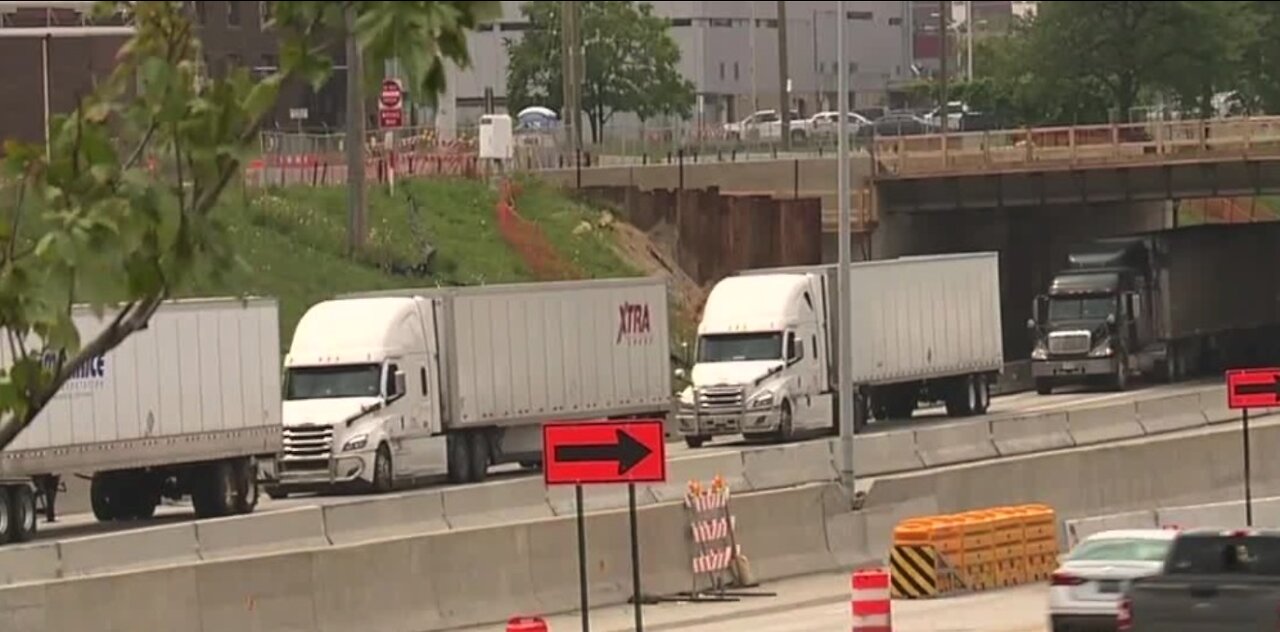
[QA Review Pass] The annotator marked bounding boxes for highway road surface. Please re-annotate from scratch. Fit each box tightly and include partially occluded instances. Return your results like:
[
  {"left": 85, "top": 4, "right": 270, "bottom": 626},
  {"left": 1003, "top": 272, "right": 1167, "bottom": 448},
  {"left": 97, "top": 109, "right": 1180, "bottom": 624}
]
[
  {"left": 30, "top": 377, "right": 1219, "bottom": 547},
  {"left": 460, "top": 571, "right": 1051, "bottom": 632}
]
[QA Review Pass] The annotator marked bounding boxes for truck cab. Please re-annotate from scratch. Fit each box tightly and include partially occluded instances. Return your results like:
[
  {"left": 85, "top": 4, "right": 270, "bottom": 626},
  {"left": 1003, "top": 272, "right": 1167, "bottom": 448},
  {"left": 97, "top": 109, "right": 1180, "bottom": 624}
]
[
  {"left": 270, "top": 296, "right": 448, "bottom": 496},
  {"left": 1030, "top": 238, "right": 1151, "bottom": 394},
  {"left": 676, "top": 273, "right": 833, "bottom": 447}
]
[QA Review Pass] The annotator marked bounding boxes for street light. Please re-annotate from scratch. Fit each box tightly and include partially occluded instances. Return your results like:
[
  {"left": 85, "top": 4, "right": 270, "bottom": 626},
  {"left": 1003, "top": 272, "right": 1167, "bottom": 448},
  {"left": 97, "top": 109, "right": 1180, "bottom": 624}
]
[{"left": 0, "top": 25, "right": 136, "bottom": 156}]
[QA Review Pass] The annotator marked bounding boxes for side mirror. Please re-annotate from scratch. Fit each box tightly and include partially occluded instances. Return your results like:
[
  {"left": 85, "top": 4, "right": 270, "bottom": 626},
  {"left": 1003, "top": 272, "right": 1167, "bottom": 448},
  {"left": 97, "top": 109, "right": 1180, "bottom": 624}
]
[
  {"left": 1026, "top": 317, "right": 1037, "bottom": 331},
  {"left": 674, "top": 368, "right": 686, "bottom": 380}
]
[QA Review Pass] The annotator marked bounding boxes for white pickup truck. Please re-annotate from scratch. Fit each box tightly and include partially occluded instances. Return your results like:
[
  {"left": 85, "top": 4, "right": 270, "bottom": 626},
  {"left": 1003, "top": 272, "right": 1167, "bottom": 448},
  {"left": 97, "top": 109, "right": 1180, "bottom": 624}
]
[{"left": 723, "top": 109, "right": 808, "bottom": 142}]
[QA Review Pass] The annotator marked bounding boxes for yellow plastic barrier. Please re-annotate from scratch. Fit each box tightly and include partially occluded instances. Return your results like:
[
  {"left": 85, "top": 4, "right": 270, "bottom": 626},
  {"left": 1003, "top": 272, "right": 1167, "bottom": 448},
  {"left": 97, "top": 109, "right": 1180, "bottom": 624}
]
[{"left": 889, "top": 503, "right": 1060, "bottom": 599}]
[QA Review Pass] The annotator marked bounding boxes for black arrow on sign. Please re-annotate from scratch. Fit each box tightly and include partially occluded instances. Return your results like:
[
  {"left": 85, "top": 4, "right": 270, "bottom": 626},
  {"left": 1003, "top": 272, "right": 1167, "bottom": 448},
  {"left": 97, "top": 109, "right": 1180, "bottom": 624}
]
[
  {"left": 1235, "top": 377, "right": 1280, "bottom": 398},
  {"left": 555, "top": 429, "right": 652, "bottom": 475}
]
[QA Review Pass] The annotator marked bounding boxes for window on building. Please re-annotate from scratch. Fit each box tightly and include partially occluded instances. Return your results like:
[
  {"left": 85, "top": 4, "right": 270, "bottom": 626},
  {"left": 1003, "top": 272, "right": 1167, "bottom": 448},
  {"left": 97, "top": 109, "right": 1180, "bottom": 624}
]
[
  {"left": 227, "top": 1, "right": 241, "bottom": 27},
  {"left": 719, "top": 62, "right": 725, "bottom": 80},
  {"left": 193, "top": 1, "right": 206, "bottom": 25},
  {"left": 499, "top": 21, "right": 531, "bottom": 32},
  {"left": 734, "top": 62, "right": 740, "bottom": 81},
  {"left": 889, "top": 16, "right": 903, "bottom": 26},
  {"left": 761, "top": 18, "right": 778, "bottom": 28},
  {"left": 669, "top": 17, "right": 692, "bottom": 27},
  {"left": 709, "top": 18, "right": 733, "bottom": 28},
  {"left": 259, "top": 1, "right": 273, "bottom": 29},
  {"left": 847, "top": 11, "right": 873, "bottom": 20}
]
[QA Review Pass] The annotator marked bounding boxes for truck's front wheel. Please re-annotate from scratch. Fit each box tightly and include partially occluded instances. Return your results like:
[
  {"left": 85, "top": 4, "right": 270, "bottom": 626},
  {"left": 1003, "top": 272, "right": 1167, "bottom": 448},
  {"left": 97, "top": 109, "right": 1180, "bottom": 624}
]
[
  {"left": 1112, "top": 357, "right": 1129, "bottom": 392},
  {"left": 372, "top": 444, "right": 394, "bottom": 493},
  {"left": 684, "top": 436, "right": 707, "bottom": 449},
  {"left": 1035, "top": 378, "right": 1054, "bottom": 396},
  {"left": 771, "top": 401, "right": 795, "bottom": 443}
]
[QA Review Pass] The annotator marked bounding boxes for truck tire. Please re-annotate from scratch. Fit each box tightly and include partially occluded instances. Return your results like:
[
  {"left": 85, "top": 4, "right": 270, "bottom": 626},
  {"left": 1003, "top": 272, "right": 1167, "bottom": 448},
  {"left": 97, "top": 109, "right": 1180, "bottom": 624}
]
[
  {"left": 771, "top": 401, "right": 795, "bottom": 443},
  {"left": 90, "top": 472, "right": 121, "bottom": 522},
  {"left": 233, "top": 459, "right": 259, "bottom": 514},
  {"left": 684, "top": 436, "right": 707, "bottom": 449},
  {"left": 372, "top": 443, "right": 394, "bottom": 493},
  {"left": 193, "top": 461, "right": 236, "bottom": 519},
  {"left": 1035, "top": 379, "right": 1054, "bottom": 396},
  {"left": 973, "top": 377, "right": 991, "bottom": 415},
  {"left": 467, "top": 432, "right": 489, "bottom": 483},
  {"left": 446, "top": 433, "right": 470, "bottom": 485},
  {"left": 945, "top": 377, "right": 975, "bottom": 417},
  {"left": 0, "top": 490, "right": 10, "bottom": 545},
  {"left": 1112, "top": 359, "right": 1129, "bottom": 392},
  {"left": 8, "top": 486, "right": 37, "bottom": 543}
]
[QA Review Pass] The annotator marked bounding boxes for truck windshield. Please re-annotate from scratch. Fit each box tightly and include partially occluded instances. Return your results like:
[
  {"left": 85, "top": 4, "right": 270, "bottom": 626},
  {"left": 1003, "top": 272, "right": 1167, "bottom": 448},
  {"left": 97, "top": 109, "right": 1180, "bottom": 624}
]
[
  {"left": 1165, "top": 535, "right": 1280, "bottom": 575},
  {"left": 285, "top": 364, "right": 381, "bottom": 400},
  {"left": 1049, "top": 296, "right": 1114, "bottom": 322},
  {"left": 698, "top": 333, "right": 783, "bottom": 362}
]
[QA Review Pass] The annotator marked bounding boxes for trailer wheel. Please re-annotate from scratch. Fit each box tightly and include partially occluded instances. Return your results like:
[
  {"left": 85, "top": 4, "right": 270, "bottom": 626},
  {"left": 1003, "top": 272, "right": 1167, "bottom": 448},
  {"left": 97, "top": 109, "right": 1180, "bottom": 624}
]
[
  {"left": 945, "top": 377, "right": 975, "bottom": 417},
  {"left": 90, "top": 473, "right": 121, "bottom": 522},
  {"left": 233, "top": 459, "right": 259, "bottom": 514},
  {"left": 973, "top": 378, "right": 991, "bottom": 415},
  {"left": 193, "top": 461, "right": 236, "bottom": 519},
  {"left": 0, "top": 489, "right": 10, "bottom": 545},
  {"left": 466, "top": 432, "right": 489, "bottom": 483},
  {"left": 1035, "top": 379, "right": 1054, "bottom": 396},
  {"left": 683, "top": 436, "right": 707, "bottom": 449},
  {"left": 447, "top": 432, "right": 470, "bottom": 484},
  {"left": 8, "top": 486, "right": 37, "bottom": 543},
  {"left": 372, "top": 443, "right": 395, "bottom": 493}
]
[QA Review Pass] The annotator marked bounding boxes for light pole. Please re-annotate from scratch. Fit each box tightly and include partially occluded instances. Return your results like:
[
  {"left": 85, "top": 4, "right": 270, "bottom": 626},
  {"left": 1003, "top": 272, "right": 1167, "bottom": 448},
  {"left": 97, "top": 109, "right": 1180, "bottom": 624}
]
[
  {"left": 0, "top": 25, "right": 136, "bottom": 157},
  {"left": 965, "top": 0, "right": 974, "bottom": 81},
  {"left": 836, "top": 0, "right": 856, "bottom": 496}
]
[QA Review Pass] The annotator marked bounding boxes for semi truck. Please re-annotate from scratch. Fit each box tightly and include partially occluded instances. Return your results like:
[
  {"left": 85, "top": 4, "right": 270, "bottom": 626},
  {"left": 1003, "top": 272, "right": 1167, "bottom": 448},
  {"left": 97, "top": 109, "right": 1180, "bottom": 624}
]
[
  {"left": 676, "top": 252, "right": 1004, "bottom": 447},
  {"left": 1029, "top": 222, "right": 1280, "bottom": 394},
  {"left": 267, "top": 277, "right": 673, "bottom": 495},
  {"left": 0, "top": 298, "right": 282, "bottom": 544}
]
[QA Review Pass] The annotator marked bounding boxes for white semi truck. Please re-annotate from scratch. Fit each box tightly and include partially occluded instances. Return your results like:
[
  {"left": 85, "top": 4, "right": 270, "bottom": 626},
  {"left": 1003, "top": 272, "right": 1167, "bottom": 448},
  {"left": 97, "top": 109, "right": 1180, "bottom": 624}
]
[
  {"left": 0, "top": 298, "right": 282, "bottom": 544},
  {"left": 267, "top": 277, "right": 673, "bottom": 495},
  {"left": 676, "top": 253, "right": 1004, "bottom": 447}
]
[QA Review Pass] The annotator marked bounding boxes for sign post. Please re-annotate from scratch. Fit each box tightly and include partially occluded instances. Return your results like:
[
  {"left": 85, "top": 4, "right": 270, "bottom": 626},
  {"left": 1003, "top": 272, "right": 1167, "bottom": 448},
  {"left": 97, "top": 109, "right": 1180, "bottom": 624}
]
[
  {"left": 1225, "top": 368, "right": 1280, "bottom": 526},
  {"left": 544, "top": 420, "right": 667, "bottom": 632}
]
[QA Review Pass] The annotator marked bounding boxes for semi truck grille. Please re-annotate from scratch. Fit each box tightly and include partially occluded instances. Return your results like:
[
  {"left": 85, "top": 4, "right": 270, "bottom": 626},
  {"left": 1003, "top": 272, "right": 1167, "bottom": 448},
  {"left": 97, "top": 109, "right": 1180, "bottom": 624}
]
[
  {"left": 1048, "top": 330, "right": 1092, "bottom": 355},
  {"left": 283, "top": 425, "right": 334, "bottom": 459},
  {"left": 697, "top": 386, "right": 745, "bottom": 411}
]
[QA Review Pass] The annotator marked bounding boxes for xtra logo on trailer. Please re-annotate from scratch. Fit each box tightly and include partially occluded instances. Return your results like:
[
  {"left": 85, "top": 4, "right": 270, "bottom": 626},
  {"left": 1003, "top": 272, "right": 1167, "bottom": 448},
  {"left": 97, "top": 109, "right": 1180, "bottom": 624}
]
[
  {"left": 617, "top": 301, "right": 653, "bottom": 345},
  {"left": 41, "top": 351, "right": 108, "bottom": 391}
]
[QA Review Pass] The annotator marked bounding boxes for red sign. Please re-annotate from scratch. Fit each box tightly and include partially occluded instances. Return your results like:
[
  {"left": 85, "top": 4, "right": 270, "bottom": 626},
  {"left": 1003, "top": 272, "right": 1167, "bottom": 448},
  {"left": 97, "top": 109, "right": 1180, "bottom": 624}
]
[
  {"left": 379, "top": 78, "right": 404, "bottom": 128},
  {"left": 543, "top": 420, "right": 667, "bottom": 486},
  {"left": 1226, "top": 368, "right": 1280, "bottom": 409}
]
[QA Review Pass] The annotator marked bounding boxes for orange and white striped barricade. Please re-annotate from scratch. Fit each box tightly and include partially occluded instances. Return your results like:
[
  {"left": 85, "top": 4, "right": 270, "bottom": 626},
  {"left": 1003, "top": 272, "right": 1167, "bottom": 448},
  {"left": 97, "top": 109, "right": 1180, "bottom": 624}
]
[{"left": 851, "top": 568, "right": 893, "bottom": 632}]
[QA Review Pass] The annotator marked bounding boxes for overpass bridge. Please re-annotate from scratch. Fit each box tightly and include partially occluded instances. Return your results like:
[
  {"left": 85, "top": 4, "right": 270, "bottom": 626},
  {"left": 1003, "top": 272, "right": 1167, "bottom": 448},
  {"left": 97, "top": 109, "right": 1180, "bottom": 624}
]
[{"left": 869, "top": 117, "right": 1280, "bottom": 214}]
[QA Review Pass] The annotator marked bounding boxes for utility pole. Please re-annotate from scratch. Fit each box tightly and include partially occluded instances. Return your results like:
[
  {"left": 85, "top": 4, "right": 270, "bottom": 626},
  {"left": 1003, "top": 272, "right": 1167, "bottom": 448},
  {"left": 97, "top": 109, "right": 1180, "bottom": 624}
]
[
  {"left": 836, "top": 0, "right": 856, "bottom": 498},
  {"left": 938, "top": 0, "right": 949, "bottom": 134},
  {"left": 965, "top": 0, "right": 974, "bottom": 81},
  {"left": 777, "top": 0, "right": 791, "bottom": 150},
  {"left": 561, "top": 1, "right": 574, "bottom": 151},
  {"left": 344, "top": 4, "right": 367, "bottom": 255},
  {"left": 750, "top": 1, "right": 758, "bottom": 112}
]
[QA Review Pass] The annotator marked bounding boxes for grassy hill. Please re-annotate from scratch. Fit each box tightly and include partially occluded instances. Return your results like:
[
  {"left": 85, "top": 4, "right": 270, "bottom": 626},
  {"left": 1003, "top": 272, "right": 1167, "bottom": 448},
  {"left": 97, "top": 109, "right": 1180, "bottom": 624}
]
[{"left": 185, "top": 177, "right": 640, "bottom": 343}]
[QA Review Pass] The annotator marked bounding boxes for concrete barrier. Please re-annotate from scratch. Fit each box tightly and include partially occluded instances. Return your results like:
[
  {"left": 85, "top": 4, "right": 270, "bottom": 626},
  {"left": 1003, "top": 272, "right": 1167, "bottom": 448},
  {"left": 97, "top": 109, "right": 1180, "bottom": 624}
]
[
  {"left": 741, "top": 440, "right": 837, "bottom": 490},
  {"left": 855, "top": 429, "right": 922, "bottom": 476},
  {"left": 913, "top": 421, "right": 997, "bottom": 467},
  {"left": 322, "top": 490, "right": 450, "bottom": 545},
  {"left": 427, "top": 522, "right": 540, "bottom": 629},
  {"left": 57, "top": 522, "right": 199, "bottom": 577},
  {"left": 649, "top": 451, "right": 750, "bottom": 502},
  {"left": 1200, "top": 387, "right": 1235, "bottom": 425},
  {"left": 730, "top": 484, "right": 838, "bottom": 580},
  {"left": 546, "top": 480, "right": 657, "bottom": 516},
  {"left": 0, "top": 543, "right": 59, "bottom": 586},
  {"left": 1137, "top": 393, "right": 1207, "bottom": 434},
  {"left": 1063, "top": 510, "right": 1158, "bottom": 548},
  {"left": 313, "top": 537, "right": 444, "bottom": 632},
  {"left": 1157, "top": 500, "right": 1247, "bottom": 529},
  {"left": 0, "top": 582, "right": 44, "bottom": 631},
  {"left": 195, "top": 506, "right": 329, "bottom": 560},
  {"left": 44, "top": 565, "right": 198, "bottom": 631},
  {"left": 441, "top": 477, "right": 553, "bottom": 530},
  {"left": 194, "top": 550, "right": 319, "bottom": 631},
  {"left": 1066, "top": 402, "right": 1144, "bottom": 445},
  {"left": 991, "top": 413, "right": 1074, "bottom": 456}
]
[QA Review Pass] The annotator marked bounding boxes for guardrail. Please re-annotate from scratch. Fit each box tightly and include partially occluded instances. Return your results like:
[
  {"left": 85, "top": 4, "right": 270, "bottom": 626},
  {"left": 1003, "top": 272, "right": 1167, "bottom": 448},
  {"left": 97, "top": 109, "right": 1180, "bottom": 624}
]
[{"left": 871, "top": 116, "right": 1280, "bottom": 178}]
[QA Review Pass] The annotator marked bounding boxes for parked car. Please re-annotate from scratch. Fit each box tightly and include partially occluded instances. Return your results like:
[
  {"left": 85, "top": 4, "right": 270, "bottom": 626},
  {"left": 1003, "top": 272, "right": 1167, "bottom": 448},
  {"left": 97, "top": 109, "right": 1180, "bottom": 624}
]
[
  {"left": 855, "top": 112, "right": 936, "bottom": 144},
  {"left": 723, "top": 109, "right": 807, "bottom": 142},
  {"left": 805, "top": 110, "right": 871, "bottom": 139}
]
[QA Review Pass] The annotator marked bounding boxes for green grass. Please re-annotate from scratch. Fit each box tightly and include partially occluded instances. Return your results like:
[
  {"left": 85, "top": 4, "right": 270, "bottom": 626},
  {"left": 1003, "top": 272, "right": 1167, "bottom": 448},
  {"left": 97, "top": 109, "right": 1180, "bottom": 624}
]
[{"left": 182, "top": 177, "right": 637, "bottom": 344}]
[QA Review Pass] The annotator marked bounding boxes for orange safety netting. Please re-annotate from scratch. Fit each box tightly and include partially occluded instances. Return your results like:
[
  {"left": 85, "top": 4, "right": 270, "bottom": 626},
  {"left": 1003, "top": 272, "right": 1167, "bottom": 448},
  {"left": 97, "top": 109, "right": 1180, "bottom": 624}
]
[{"left": 495, "top": 178, "right": 582, "bottom": 281}]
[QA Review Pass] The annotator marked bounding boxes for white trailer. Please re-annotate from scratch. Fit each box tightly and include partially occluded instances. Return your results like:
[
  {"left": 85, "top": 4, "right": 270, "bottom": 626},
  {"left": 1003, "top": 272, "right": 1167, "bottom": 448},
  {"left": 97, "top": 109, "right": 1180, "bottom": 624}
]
[
  {"left": 0, "top": 298, "right": 282, "bottom": 544},
  {"left": 269, "top": 277, "right": 673, "bottom": 494},
  {"left": 676, "top": 253, "right": 1003, "bottom": 446}
]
